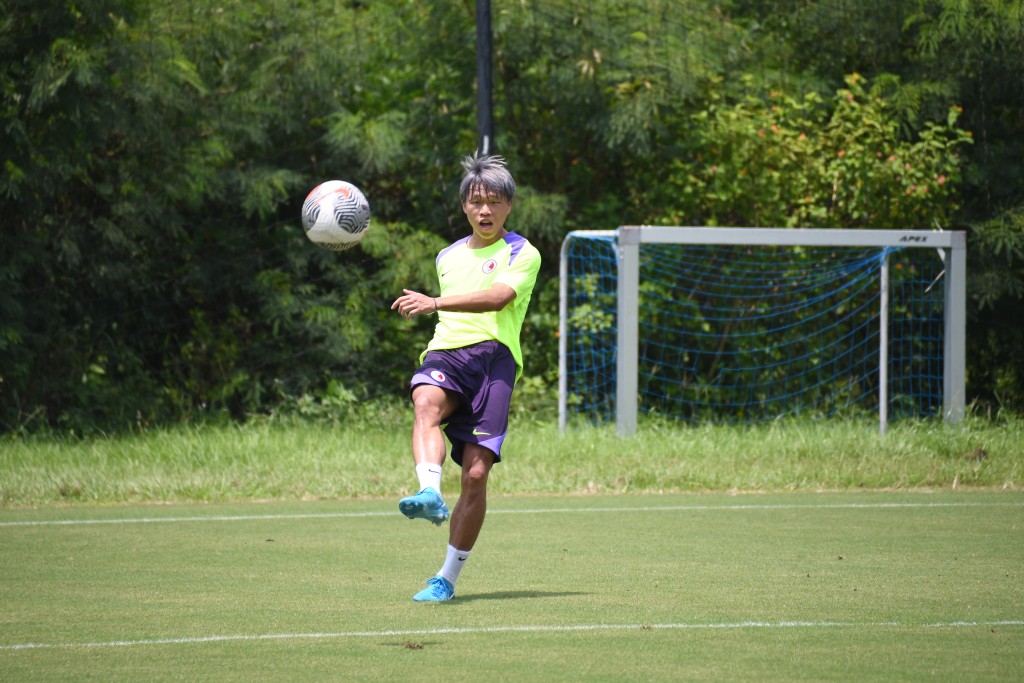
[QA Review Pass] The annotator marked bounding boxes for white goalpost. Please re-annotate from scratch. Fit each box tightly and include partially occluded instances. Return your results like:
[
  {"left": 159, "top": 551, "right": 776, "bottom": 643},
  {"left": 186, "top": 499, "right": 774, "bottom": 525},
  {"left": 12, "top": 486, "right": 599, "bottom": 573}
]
[{"left": 558, "top": 226, "right": 967, "bottom": 435}]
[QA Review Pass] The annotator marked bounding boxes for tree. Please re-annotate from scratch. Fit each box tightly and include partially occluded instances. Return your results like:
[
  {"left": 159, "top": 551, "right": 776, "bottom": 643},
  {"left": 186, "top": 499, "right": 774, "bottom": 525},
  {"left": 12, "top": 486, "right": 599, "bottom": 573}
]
[
  {"left": 726, "top": 0, "right": 1024, "bottom": 410},
  {"left": 2, "top": 0, "right": 1018, "bottom": 432},
  {"left": 648, "top": 73, "right": 971, "bottom": 230},
  {"left": 912, "top": 0, "right": 1024, "bottom": 410}
]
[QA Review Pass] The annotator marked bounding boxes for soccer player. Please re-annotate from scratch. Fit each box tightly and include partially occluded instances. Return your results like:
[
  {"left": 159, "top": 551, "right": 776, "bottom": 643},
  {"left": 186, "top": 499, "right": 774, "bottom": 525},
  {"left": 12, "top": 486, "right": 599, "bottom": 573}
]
[{"left": 390, "top": 153, "right": 541, "bottom": 602}]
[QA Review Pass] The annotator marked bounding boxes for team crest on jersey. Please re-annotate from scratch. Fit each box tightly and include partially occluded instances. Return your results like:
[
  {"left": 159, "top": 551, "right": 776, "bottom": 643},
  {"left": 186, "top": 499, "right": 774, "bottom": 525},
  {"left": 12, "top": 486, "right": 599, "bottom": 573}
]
[
  {"left": 430, "top": 370, "right": 446, "bottom": 383},
  {"left": 482, "top": 258, "right": 497, "bottom": 274}
]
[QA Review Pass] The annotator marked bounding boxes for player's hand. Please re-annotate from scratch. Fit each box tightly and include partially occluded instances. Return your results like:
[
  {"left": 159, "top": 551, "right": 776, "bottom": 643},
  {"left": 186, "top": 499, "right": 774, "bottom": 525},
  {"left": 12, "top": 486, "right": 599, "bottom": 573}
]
[{"left": 391, "top": 289, "right": 436, "bottom": 319}]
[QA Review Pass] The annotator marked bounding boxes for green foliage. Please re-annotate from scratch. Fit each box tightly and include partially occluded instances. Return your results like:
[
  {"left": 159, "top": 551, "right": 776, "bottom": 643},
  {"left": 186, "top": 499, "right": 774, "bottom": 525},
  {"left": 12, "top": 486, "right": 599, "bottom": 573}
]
[
  {"left": 1, "top": 0, "right": 1022, "bottom": 432},
  {"left": 970, "top": 207, "right": 1024, "bottom": 310},
  {"left": 965, "top": 206, "right": 1024, "bottom": 411},
  {"left": 912, "top": 5, "right": 1024, "bottom": 412},
  {"left": 506, "top": 1, "right": 745, "bottom": 218},
  {"left": 742, "top": 0, "right": 1024, "bottom": 410},
  {"left": 655, "top": 74, "right": 972, "bottom": 229},
  {"left": 0, "top": 0, "right": 452, "bottom": 431}
]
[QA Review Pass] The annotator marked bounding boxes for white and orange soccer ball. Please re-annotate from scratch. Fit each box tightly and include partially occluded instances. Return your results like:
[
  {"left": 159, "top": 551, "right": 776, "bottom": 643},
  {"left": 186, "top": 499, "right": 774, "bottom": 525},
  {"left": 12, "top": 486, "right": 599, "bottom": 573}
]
[{"left": 301, "top": 180, "right": 371, "bottom": 251}]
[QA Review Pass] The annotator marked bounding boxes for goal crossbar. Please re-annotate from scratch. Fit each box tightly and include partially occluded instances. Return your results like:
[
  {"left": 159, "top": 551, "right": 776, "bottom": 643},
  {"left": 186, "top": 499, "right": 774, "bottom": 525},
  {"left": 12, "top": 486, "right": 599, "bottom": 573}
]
[{"left": 558, "top": 226, "right": 967, "bottom": 434}]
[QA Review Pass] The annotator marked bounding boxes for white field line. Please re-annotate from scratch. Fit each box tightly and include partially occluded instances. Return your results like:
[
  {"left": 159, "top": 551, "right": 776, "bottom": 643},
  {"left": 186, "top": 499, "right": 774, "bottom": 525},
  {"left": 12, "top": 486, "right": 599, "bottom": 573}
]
[
  {"left": 1, "top": 500, "right": 1022, "bottom": 527},
  {"left": 2, "top": 620, "right": 1022, "bottom": 651}
]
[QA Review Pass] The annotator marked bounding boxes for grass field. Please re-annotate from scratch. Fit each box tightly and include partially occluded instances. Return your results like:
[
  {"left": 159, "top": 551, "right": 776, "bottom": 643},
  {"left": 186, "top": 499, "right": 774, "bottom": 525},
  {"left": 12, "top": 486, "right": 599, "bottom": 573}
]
[
  {"left": 2, "top": 415, "right": 1022, "bottom": 680},
  {"left": 1, "top": 491, "right": 1022, "bottom": 681}
]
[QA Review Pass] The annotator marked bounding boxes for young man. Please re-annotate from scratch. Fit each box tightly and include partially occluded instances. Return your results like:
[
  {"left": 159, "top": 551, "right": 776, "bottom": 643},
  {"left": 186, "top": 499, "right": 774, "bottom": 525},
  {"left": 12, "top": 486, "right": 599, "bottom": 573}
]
[{"left": 390, "top": 153, "right": 541, "bottom": 602}]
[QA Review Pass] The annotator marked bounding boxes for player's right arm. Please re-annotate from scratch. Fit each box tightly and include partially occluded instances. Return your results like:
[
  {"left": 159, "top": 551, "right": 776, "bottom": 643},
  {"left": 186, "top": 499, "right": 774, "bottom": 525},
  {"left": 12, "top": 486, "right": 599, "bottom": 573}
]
[
  {"left": 392, "top": 283, "right": 515, "bottom": 319},
  {"left": 435, "top": 283, "right": 516, "bottom": 313}
]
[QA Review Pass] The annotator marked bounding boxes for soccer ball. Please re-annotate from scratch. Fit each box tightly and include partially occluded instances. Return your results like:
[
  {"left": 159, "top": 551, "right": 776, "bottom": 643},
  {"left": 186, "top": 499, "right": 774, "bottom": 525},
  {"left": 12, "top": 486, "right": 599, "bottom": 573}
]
[{"left": 301, "top": 180, "right": 371, "bottom": 251}]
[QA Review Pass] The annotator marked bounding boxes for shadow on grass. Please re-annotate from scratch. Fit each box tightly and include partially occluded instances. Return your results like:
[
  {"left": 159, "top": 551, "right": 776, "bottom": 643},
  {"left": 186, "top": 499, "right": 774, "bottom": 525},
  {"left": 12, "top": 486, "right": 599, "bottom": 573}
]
[{"left": 454, "top": 590, "right": 589, "bottom": 603}]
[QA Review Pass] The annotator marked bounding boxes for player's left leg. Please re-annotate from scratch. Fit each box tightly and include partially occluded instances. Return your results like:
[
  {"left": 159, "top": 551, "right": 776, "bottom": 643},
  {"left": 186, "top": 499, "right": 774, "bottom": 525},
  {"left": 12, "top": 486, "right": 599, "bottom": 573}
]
[
  {"left": 411, "top": 445, "right": 494, "bottom": 602},
  {"left": 448, "top": 444, "right": 494, "bottom": 551}
]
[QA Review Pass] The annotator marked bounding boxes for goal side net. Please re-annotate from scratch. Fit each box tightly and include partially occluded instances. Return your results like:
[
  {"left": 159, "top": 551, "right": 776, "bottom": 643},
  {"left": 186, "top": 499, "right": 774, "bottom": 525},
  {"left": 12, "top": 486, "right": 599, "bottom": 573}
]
[{"left": 558, "top": 227, "right": 966, "bottom": 434}]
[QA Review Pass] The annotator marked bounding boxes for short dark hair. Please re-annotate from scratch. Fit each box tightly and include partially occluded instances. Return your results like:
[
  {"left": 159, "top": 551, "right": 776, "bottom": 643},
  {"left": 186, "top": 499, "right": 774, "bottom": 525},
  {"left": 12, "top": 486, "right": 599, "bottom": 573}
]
[{"left": 459, "top": 153, "right": 516, "bottom": 202}]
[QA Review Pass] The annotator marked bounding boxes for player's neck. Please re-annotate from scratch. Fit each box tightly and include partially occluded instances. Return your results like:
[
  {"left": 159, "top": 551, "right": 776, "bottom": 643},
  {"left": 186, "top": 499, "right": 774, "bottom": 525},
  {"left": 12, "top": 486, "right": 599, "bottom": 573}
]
[{"left": 467, "top": 230, "right": 507, "bottom": 249}]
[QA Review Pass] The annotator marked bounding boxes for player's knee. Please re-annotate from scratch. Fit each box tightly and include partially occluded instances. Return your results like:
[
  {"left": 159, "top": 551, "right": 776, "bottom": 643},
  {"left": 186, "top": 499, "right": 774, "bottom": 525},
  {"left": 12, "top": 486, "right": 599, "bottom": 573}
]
[
  {"left": 461, "top": 464, "right": 489, "bottom": 489},
  {"left": 411, "top": 391, "right": 446, "bottom": 424},
  {"left": 460, "top": 449, "right": 493, "bottom": 491}
]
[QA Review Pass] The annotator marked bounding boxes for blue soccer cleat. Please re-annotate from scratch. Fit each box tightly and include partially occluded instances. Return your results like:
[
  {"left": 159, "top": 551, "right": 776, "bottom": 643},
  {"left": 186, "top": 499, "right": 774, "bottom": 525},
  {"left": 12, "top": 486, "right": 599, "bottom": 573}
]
[
  {"left": 398, "top": 488, "right": 450, "bottom": 526},
  {"left": 412, "top": 576, "right": 454, "bottom": 602}
]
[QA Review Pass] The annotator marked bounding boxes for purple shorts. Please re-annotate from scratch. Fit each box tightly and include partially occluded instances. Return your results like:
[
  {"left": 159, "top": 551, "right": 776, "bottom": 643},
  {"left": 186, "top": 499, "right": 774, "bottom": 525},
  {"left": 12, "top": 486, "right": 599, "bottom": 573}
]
[{"left": 409, "top": 340, "right": 516, "bottom": 466}]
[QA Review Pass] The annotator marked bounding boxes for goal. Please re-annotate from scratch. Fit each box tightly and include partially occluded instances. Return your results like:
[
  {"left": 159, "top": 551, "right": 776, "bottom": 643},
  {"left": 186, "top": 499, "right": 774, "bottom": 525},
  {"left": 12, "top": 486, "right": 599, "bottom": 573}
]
[{"left": 558, "top": 227, "right": 966, "bottom": 434}]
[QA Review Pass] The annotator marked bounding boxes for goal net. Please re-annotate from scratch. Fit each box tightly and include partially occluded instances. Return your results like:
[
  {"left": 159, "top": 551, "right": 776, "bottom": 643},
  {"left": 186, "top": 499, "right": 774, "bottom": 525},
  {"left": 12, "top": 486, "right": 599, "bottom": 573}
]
[{"left": 558, "top": 227, "right": 966, "bottom": 434}]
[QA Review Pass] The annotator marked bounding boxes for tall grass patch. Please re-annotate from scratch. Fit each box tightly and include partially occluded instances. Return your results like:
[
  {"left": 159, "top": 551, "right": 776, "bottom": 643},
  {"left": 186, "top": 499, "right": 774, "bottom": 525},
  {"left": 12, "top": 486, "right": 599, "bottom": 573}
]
[{"left": 1, "top": 410, "right": 1020, "bottom": 507}]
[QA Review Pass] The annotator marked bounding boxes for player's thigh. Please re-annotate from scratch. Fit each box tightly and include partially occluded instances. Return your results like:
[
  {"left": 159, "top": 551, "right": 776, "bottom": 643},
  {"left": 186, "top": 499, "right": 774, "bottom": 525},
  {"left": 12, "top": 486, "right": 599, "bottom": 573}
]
[{"left": 411, "top": 383, "right": 460, "bottom": 422}]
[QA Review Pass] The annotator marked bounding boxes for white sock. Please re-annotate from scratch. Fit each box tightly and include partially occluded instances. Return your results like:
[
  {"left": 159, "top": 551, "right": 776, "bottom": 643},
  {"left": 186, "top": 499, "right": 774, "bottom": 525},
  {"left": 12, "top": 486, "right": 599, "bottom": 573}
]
[
  {"left": 415, "top": 462, "right": 443, "bottom": 495},
  {"left": 438, "top": 544, "right": 471, "bottom": 586}
]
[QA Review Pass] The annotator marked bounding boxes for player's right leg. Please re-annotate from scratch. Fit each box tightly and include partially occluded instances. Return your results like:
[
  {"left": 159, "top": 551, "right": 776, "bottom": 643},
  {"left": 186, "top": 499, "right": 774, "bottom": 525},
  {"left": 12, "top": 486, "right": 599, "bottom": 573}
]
[{"left": 399, "top": 383, "right": 457, "bottom": 525}]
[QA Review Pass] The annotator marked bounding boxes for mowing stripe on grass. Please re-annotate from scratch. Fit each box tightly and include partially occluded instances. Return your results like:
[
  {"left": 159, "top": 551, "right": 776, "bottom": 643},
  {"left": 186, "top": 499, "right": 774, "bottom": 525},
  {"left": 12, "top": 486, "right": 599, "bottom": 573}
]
[
  {"left": 2, "top": 620, "right": 1022, "bottom": 651},
  {"left": 1, "top": 500, "right": 1022, "bottom": 527}
]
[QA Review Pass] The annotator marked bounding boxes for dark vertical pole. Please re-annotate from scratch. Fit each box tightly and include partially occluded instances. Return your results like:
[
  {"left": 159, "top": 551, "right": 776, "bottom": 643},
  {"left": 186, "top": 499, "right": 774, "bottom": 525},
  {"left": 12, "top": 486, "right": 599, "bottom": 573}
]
[{"left": 476, "top": 0, "right": 494, "bottom": 155}]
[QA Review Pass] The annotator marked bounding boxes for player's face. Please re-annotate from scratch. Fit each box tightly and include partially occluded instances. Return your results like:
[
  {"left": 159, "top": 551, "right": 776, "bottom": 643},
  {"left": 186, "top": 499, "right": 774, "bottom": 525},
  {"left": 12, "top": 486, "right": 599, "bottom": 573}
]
[{"left": 462, "top": 185, "right": 512, "bottom": 246}]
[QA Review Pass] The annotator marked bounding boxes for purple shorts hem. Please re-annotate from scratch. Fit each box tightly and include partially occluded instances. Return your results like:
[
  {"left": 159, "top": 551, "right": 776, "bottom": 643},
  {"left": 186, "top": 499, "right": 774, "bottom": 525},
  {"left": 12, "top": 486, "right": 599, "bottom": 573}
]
[{"left": 407, "top": 341, "right": 515, "bottom": 467}]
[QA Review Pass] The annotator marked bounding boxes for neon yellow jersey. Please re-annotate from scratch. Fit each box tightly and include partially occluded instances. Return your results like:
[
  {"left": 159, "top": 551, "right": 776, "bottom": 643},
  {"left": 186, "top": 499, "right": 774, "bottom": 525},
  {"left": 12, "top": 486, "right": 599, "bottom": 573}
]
[{"left": 422, "top": 232, "right": 541, "bottom": 382}]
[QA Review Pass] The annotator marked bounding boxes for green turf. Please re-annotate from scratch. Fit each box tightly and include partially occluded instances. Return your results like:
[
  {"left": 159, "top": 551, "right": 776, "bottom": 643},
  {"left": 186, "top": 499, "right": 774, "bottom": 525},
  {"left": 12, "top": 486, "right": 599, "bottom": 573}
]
[{"left": 1, "top": 491, "right": 1021, "bottom": 681}]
